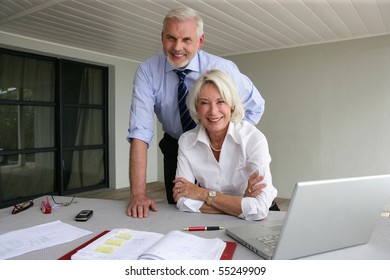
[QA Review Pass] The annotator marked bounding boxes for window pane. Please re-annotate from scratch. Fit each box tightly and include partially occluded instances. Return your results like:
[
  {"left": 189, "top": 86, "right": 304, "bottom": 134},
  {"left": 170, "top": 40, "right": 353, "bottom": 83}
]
[
  {"left": 62, "top": 108, "right": 103, "bottom": 146},
  {"left": 0, "top": 53, "right": 55, "bottom": 102},
  {"left": 1, "top": 50, "right": 108, "bottom": 208},
  {"left": 63, "top": 149, "right": 105, "bottom": 190},
  {"left": 0, "top": 105, "right": 54, "bottom": 150},
  {"left": 0, "top": 105, "right": 17, "bottom": 150},
  {"left": 62, "top": 62, "right": 103, "bottom": 105},
  {"left": 0, "top": 152, "right": 55, "bottom": 201}
]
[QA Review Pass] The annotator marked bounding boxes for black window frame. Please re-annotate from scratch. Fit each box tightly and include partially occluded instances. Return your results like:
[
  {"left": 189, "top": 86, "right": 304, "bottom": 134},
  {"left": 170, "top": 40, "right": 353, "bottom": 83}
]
[{"left": 0, "top": 48, "right": 109, "bottom": 208}]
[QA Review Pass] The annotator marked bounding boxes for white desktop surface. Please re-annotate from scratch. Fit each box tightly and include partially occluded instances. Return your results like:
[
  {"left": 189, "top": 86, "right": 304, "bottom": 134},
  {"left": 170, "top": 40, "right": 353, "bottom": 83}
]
[{"left": 1, "top": 196, "right": 389, "bottom": 260}]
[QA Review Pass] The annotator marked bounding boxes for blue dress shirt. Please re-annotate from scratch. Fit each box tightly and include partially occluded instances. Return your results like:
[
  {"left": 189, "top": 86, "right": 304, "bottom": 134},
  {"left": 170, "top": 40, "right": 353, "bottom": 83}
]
[{"left": 127, "top": 50, "right": 265, "bottom": 146}]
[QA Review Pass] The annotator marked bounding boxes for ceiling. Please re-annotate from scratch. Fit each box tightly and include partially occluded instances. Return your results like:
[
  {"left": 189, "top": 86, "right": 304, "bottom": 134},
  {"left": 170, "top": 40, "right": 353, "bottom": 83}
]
[{"left": 1, "top": 0, "right": 389, "bottom": 62}]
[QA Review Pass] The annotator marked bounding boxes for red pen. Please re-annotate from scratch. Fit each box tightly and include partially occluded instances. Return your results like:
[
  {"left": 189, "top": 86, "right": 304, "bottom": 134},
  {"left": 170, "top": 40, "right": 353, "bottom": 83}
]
[{"left": 183, "top": 226, "right": 224, "bottom": 231}]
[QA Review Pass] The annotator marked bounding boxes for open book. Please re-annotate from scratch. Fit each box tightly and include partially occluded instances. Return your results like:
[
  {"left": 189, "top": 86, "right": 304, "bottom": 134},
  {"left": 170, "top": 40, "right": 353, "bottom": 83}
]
[{"left": 70, "top": 229, "right": 227, "bottom": 260}]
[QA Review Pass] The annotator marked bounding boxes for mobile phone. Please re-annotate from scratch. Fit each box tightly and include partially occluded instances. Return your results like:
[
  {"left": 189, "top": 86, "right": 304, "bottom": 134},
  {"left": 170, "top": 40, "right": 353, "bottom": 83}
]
[{"left": 75, "top": 210, "right": 93, "bottom": 221}]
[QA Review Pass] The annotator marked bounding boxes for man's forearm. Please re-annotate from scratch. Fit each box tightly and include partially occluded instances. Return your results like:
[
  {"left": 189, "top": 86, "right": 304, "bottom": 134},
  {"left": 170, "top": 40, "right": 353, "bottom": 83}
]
[{"left": 129, "top": 139, "right": 148, "bottom": 197}]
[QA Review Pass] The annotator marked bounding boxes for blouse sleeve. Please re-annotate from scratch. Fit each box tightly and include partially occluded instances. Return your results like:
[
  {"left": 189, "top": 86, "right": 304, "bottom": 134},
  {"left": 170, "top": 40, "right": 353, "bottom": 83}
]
[
  {"left": 175, "top": 135, "right": 196, "bottom": 182},
  {"left": 175, "top": 133, "right": 201, "bottom": 212},
  {"left": 176, "top": 197, "right": 204, "bottom": 213},
  {"left": 239, "top": 128, "right": 278, "bottom": 221}
]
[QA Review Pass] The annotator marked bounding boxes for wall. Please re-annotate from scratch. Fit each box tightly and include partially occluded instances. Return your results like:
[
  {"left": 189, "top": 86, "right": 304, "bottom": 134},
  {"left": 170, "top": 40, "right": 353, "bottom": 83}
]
[
  {"left": 0, "top": 31, "right": 159, "bottom": 190},
  {"left": 227, "top": 35, "right": 390, "bottom": 198}
]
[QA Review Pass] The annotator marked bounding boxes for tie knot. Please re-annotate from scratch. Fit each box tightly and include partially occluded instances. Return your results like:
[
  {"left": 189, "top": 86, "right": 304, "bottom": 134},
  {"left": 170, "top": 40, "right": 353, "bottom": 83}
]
[{"left": 174, "top": 69, "right": 191, "bottom": 81}]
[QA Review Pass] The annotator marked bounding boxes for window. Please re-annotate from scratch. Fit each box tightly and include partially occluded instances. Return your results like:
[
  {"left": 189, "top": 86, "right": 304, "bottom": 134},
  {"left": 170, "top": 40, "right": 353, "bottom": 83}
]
[{"left": 0, "top": 49, "right": 108, "bottom": 208}]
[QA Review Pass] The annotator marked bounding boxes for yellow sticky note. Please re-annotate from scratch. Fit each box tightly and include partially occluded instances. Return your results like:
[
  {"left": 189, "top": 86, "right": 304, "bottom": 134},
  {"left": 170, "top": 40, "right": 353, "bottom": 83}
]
[
  {"left": 95, "top": 246, "right": 116, "bottom": 254},
  {"left": 105, "top": 238, "right": 125, "bottom": 246},
  {"left": 116, "top": 231, "right": 133, "bottom": 240}
]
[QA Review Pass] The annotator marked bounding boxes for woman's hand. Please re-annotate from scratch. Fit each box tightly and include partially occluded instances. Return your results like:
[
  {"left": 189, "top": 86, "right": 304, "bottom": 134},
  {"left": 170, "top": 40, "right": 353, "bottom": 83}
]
[
  {"left": 245, "top": 170, "right": 267, "bottom": 197},
  {"left": 172, "top": 177, "right": 206, "bottom": 202}
]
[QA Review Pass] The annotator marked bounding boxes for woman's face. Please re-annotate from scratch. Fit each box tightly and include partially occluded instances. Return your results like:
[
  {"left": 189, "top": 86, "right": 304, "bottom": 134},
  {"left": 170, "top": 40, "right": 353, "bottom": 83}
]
[{"left": 196, "top": 83, "right": 231, "bottom": 135}]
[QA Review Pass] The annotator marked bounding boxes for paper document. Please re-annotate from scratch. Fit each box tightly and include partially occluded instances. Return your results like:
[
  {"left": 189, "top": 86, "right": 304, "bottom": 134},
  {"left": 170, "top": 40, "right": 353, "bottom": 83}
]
[
  {"left": 71, "top": 228, "right": 226, "bottom": 260},
  {"left": 0, "top": 220, "right": 92, "bottom": 259}
]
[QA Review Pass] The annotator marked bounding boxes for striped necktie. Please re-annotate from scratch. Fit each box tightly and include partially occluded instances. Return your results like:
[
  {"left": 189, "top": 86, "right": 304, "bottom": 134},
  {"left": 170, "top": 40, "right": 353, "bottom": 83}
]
[{"left": 174, "top": 69, "right": 196, "bottom": 132}]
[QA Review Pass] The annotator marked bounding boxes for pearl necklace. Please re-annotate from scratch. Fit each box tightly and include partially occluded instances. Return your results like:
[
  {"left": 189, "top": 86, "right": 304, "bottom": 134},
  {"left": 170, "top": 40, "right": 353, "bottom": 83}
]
[{"left": 210, "top": 143, "right": 222, "bottom": 152}]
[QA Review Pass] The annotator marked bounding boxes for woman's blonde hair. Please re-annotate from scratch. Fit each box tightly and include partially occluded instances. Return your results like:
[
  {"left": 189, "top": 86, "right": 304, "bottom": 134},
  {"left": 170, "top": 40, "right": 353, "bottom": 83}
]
[{"left": 187, "top": 69, "right": 244, "bottom": 124}]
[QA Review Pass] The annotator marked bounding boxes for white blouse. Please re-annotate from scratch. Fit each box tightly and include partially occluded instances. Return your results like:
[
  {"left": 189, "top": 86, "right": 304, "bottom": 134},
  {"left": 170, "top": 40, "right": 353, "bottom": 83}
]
[{"left": 175, "top": 120, "right": 277, "bottom": 221}]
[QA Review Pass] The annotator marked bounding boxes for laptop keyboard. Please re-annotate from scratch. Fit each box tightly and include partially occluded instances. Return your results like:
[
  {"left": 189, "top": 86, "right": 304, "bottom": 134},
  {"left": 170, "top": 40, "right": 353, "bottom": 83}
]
[{"left": 257, "top": 234, "right": 279, "bottom": 248}]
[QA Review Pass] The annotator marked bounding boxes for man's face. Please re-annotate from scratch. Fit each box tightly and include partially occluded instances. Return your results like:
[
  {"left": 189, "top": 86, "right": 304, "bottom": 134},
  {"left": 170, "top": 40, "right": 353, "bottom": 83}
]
[{"left": 162, "top": 18, "right": 204, "bottom": 68}]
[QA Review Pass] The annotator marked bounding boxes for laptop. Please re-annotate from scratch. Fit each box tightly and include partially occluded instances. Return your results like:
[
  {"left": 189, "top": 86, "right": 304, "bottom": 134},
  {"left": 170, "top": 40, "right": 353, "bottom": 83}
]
[{"left": 226, "top": 174, "right": 390, "bottom": 259}]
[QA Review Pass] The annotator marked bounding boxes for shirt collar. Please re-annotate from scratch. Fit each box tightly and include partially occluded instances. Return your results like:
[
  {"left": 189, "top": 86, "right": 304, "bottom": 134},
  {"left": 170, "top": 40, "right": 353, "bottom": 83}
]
[
  {"left": 194, "top": 122, "right": 240, "bottom": 147},
  {"left": 226, "top": 121, "right": 242, "bottom": 145}
]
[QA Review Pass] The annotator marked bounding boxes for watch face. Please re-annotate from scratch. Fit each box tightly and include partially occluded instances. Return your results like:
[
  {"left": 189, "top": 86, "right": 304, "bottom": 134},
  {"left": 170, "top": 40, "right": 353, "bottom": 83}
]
[{"left": 207, "top": 190, "right": 217, "bottom": 205}]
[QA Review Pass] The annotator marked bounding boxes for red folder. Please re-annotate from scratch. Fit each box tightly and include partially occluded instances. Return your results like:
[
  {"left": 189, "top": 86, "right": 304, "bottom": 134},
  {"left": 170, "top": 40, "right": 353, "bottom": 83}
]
[
  {"left": 220, "top": 241, "right": 237, "bottom": 260},
  {"left": 58, "top": 230, "right": 110, "bottom": 260},
  {"left": 59, "top": 230, "right": 236, "bottom": 260}
]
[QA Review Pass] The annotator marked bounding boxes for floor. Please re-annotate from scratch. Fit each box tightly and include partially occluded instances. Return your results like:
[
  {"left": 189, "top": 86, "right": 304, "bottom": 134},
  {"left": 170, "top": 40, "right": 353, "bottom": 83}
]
[
  {"left": 76, "top": 182, "right": 168, "bottom": 203},
  {"left": 76, "top": 181, "right": 291, "bottom": 211}
]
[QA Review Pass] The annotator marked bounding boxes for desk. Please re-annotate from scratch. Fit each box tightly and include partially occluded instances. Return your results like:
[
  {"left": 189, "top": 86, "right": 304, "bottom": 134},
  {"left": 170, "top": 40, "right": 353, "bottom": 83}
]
[{"left": 1, "top": 196, "right": 389, "bottom": 260}]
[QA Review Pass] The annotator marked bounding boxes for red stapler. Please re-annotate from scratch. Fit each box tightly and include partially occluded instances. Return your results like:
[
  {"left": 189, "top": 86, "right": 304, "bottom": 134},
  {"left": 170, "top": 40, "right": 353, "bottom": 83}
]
[{"left": 41, "top": 195, "right": 52, "bottom": 214}]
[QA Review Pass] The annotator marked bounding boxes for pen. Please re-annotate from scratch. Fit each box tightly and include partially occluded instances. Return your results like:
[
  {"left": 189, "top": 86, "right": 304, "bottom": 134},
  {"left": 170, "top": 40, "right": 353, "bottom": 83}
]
[{"left": 183, "top": 226, "right": 224, "bottom": 231}]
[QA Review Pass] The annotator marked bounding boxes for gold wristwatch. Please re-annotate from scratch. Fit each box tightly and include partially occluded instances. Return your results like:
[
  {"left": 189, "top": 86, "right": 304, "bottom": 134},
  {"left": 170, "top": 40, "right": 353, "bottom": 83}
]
[{"left": 206, "top": 190, "right": 217, "bottom": 205}]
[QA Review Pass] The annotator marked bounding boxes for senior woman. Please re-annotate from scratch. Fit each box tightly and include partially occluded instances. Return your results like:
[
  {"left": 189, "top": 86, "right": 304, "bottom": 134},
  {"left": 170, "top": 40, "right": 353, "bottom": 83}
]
[{"left": 173, "top": 69, "right": 277, "bottom": 221}]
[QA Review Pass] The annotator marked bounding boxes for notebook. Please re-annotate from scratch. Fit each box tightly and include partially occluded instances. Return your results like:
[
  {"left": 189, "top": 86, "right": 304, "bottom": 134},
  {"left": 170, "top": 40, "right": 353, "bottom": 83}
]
[
  {"left": 226, "top": 174, "right": 390, "bottom": 259},
  {"left": 59, "top": 229, "right": 237, "bottom": 260}
]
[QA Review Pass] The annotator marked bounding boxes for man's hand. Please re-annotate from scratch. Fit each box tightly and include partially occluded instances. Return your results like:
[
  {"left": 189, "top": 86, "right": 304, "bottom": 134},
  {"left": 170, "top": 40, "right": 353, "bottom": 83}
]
[{"left": 127, "top": 194, "right": 158, "bottom": 218}]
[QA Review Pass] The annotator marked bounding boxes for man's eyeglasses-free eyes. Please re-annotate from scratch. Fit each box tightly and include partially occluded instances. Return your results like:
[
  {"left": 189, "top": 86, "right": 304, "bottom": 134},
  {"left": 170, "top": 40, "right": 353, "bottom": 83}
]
[{"left": 12, "top": 200, "right": 34, "bottom": 214}]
